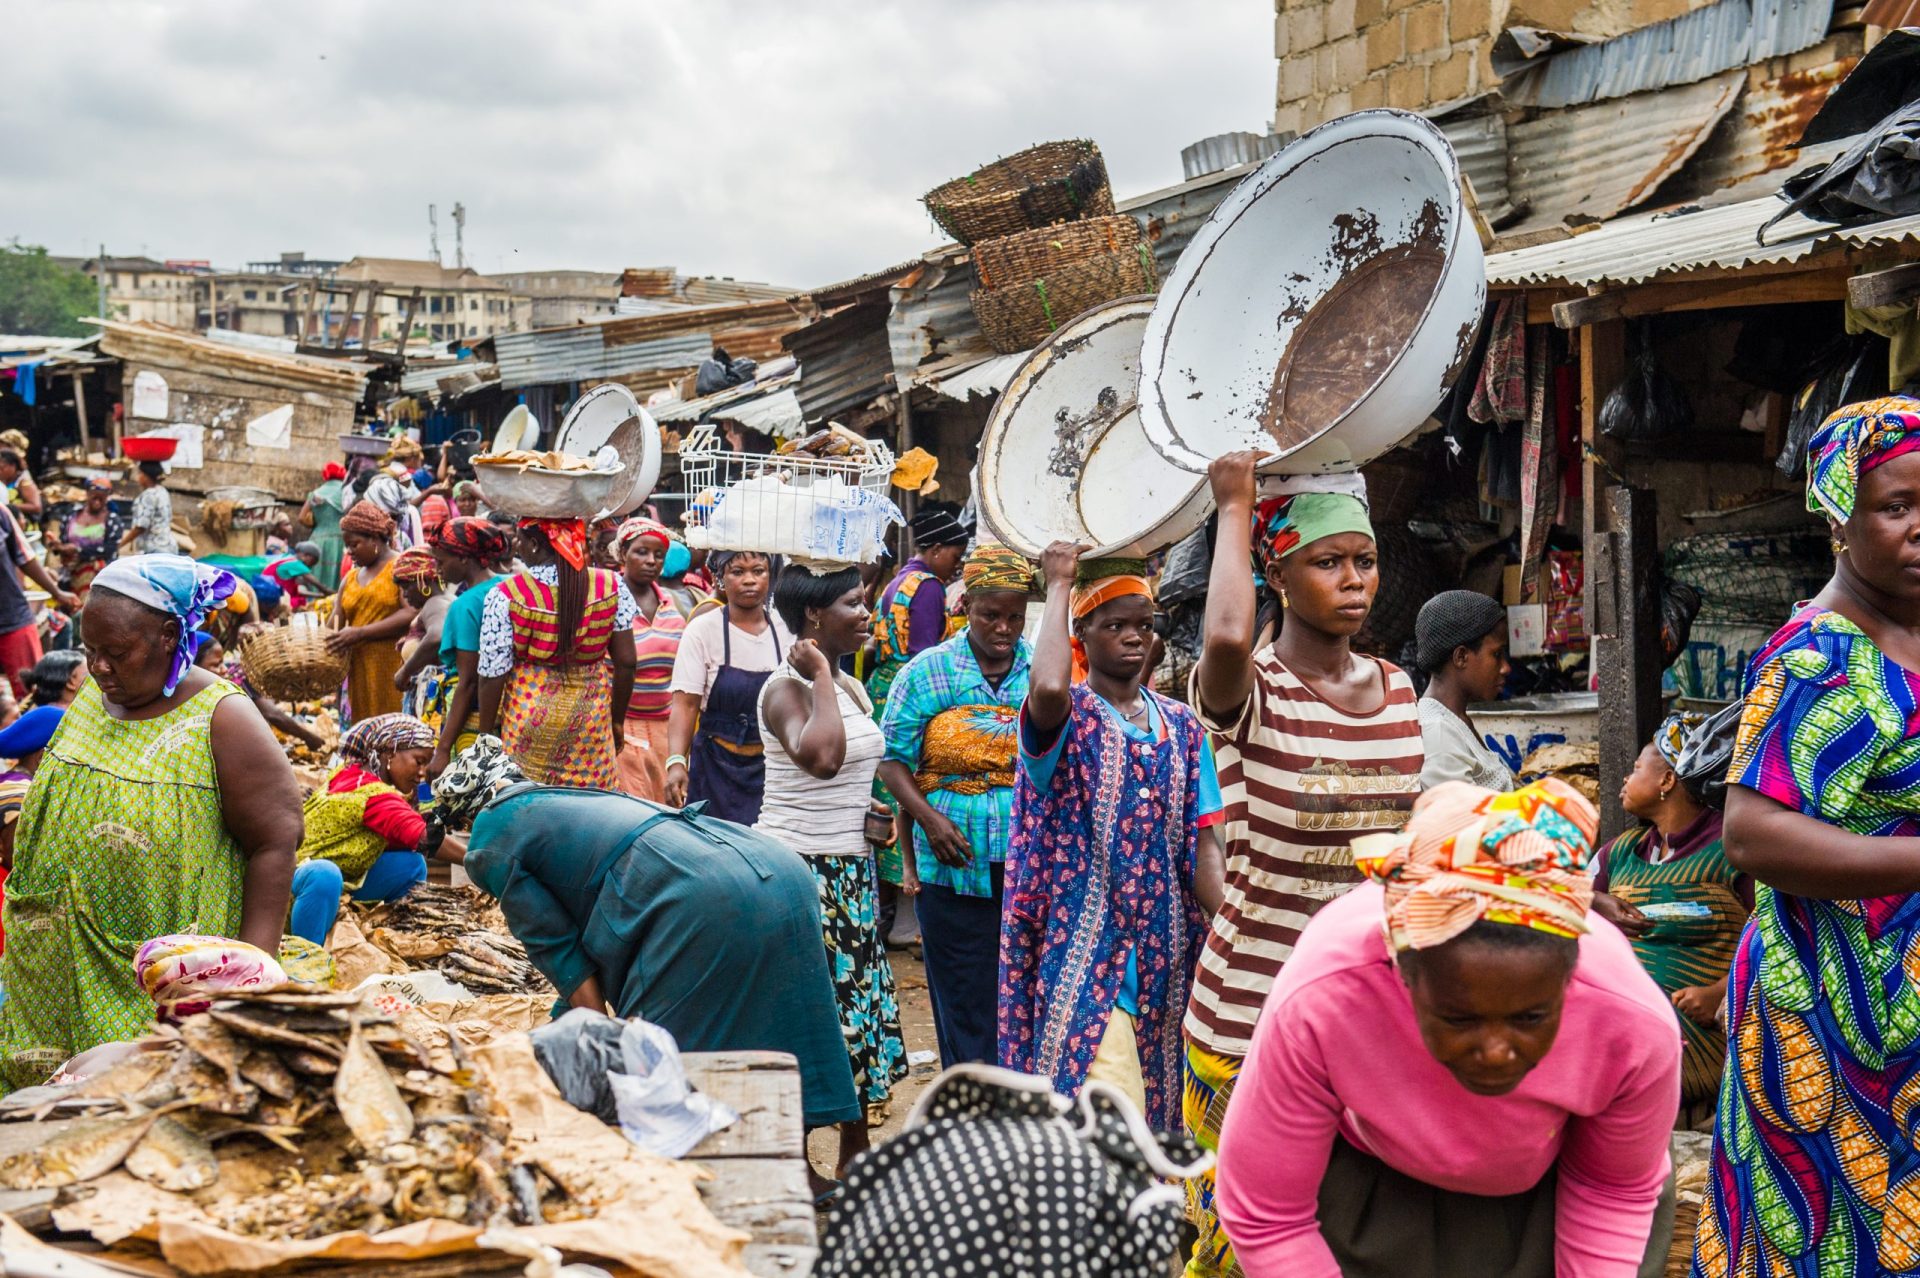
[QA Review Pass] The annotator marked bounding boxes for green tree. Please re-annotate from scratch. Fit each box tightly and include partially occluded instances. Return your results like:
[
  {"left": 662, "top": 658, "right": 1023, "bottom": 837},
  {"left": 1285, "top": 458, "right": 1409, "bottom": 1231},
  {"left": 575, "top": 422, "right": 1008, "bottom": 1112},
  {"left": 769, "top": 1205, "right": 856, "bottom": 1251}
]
[{"left": 0, "top": 241, "right": 98, "bottom": 338}]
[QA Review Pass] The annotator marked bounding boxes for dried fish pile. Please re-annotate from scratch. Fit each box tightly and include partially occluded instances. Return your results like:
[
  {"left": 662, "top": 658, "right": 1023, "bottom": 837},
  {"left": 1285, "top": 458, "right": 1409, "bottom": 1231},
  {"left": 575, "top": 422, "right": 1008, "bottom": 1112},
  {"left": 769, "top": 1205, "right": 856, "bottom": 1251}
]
[
  {"left": 0, "top": 987, "right": 578, "bottom": 1240},
  {"left": 356, "top": 883, "right": 555, "bottom": 999}
]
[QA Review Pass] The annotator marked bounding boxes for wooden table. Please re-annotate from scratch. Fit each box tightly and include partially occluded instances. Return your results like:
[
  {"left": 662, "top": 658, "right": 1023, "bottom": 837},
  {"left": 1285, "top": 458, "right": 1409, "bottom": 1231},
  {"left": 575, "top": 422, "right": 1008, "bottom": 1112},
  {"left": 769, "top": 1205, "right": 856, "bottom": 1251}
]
[{"left": 682, "top": 1051, "right": 818, "bottom": 1278}]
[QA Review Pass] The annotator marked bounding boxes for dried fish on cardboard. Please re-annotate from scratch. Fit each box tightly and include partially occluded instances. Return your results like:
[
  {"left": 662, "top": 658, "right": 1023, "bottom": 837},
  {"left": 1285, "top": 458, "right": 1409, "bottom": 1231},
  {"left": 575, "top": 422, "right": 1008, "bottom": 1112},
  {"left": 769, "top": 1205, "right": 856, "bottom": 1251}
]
[
  {"left": 334, "top": 1021, "right": 414, "bottom": 1153},
  {"left": 126, "top": 1117, "right": 219, "bottom": 1191}
]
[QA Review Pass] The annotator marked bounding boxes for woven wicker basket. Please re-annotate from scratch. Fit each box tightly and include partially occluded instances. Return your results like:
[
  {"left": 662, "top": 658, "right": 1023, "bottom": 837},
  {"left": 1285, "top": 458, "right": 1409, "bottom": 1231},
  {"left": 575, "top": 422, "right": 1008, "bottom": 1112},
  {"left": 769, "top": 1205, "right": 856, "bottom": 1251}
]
[
  {"left": 973, "top": 215, "right": 1144, "bottom": 292},
  {"left": 239, "top": 622, "right": 348, "bottom": 703},
  {"left": 924, "top": 140, "right": 1115, "bottom": 246},
  {"left": 971, "top": 246, "right": 1158, "bottom": 355}
]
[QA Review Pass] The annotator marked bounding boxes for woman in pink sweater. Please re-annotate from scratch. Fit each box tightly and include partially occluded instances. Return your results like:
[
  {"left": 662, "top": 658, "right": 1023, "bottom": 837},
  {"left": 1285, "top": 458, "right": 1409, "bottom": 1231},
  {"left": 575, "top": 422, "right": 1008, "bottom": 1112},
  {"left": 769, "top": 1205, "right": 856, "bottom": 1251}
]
[{"left": 1215, "top": 778, "right": 1681, "bottom": 1278}]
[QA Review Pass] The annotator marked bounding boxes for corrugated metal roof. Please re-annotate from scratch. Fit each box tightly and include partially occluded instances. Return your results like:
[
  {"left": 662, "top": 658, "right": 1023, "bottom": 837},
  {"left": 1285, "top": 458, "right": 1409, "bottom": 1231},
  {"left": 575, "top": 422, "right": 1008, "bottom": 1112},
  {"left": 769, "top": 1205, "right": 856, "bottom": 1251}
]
[
  {"left": 1506, "top": 71, "right": 1744, "bottom": 232},
  {"left": 721, "top": 387, "right": 806, "bottom": 439},
  {"left": 1435, "top": 108, "right": 1513, "bottom": 222},
  {"left": 1503, "top": 0, "right": 1835, "bottom": 109},
  {"left": 922, "top": 352, "right": 1024, "bottom": 401},
  {"left": 888, "top": 252, "right": 992, "bottom": 386},
  {"left": 784, "top": 300, "right": 894, "bottom": 423},
  {"left": 1485, "top": 193, "right": 1920, "bottom": 287},
  {"left": 491, "top": 327, "right": 712, "bottom": 390},
  {"left": 1181, "top": 131, "right": 1288, "bottom": 181},
  {"left": 651, "top": 367, "right": 801, "bottom": 424},
  {"left": 1119, "top": 163, "right": 1252, "bottom": 282}
]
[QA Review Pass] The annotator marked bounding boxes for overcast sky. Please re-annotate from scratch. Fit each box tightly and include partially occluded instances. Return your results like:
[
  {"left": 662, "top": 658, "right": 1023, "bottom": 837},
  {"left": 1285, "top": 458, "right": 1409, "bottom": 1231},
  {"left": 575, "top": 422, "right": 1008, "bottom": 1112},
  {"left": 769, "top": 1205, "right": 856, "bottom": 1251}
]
[{"left": 6, "top": 1, "right": 1276, "bottom": 289}]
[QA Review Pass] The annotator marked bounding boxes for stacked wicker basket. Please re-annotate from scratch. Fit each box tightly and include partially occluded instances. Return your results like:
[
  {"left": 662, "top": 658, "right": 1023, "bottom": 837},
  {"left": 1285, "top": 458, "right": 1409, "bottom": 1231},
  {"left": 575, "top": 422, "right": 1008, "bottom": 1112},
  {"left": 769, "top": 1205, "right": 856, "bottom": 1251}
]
[{"left": 924, "top": 140, "right": 1158, "bottom": 355}]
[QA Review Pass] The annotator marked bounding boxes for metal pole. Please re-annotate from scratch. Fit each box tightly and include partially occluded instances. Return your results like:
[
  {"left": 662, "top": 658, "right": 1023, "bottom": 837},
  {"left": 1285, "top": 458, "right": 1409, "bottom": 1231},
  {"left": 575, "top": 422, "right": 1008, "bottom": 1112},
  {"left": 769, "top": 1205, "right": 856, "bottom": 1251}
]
[{"left": 96, "top": 243, "right": 107, "bottom": 325}]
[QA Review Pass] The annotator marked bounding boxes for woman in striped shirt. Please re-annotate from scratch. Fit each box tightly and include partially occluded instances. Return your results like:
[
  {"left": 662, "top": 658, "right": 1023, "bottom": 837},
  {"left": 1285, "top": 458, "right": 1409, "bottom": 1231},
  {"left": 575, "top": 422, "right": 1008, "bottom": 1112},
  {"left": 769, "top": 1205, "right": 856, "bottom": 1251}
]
[
  {"left": 614, "top": 518, "right": 688, "bottom": 804},
  {"left": 1184, "top": 452, "right": 1424, "bottom": 1278}
]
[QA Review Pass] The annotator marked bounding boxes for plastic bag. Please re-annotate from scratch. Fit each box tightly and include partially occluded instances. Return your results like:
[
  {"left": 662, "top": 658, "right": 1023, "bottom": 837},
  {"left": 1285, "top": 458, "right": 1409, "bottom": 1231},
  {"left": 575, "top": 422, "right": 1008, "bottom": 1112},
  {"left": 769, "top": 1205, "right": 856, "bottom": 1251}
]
[
  {"left": 1674, "top": 703, "right": 1741, "bottom": 811},
  {"left": 695, "top": 347, "right": 759, "bottom": 397},
  {"left": 1778, "top": 337, "right": 1886, "bottom": 478},
  {"left": 1762, "top": 99, "right": 1920, "bottom": 243},
  {"left": 530, "top": 1008, "right": 625, "bottom": 1123},
  {"left": 1600, "top": 340, "right": 1693, "bottom": 442},
  {"left": 608, "top": 1019, "right": 737, "bottom": 1160},
  {"left": 1657, "top": 577, "right": 1702, "bottom": 668},
  {"left": 528, "top": 1009, "right": 737, "bottom": 1159}
]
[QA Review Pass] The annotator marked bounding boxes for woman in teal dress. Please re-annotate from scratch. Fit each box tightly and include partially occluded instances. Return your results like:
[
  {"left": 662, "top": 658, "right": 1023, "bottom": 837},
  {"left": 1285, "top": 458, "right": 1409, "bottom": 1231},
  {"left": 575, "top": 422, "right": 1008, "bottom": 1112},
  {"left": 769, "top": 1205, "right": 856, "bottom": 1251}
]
[
  {"left": 431, "top": 737, "right": 860, "bottom": 1192},
  {"left": 300, "top": 462, "right": 350, "bottom": 591},
  {"left": 1693, "top": 397, "right": 1920, "bottom": 1277}
]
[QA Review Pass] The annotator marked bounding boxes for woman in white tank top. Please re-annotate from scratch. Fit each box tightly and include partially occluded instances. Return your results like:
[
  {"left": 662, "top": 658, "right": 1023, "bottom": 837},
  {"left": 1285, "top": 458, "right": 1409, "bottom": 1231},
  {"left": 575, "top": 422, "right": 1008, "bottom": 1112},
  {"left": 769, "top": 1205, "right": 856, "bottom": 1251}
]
[{"left": 757, "top": 563, "right": 906, "bottom": 1183}]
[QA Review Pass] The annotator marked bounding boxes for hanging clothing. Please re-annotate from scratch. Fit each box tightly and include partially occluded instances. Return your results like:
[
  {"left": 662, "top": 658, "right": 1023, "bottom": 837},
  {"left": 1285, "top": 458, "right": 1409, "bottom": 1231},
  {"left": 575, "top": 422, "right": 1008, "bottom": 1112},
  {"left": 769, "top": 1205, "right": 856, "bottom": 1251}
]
[
  {"left": 307, "top": 479, "right": 348, "bottom": 591},
  {"left": 1593, "top": 814, "right": 1748, "bottom": 1108},
  {"left": 1468, "top": 295, "right": 1528, "bottom": 425},
  {"left": 0, "top": 680, "right": 247, "bottom": 1092},
  {"left": 999, "top": 683, "right": 1212, "bottom": 1130},
  {"left": 1694, "top": 606, "right": 1920, "bottom": 1277},
  {"left": 478, "top": 565, "right": 637, "bottom": 790},
  {"left": 673, "top": 612, "right": 784, "bottom": 825},
  {"left": 339, "top": 557, "right": 406, "bottom": 723}
]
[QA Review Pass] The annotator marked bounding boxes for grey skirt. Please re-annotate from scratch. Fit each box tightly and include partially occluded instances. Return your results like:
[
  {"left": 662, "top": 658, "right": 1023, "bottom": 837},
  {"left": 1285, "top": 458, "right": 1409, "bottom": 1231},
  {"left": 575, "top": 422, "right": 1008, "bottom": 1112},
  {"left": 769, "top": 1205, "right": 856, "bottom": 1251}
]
[{"left": 1315, "top": 1136, "right": 1676, "bottom": 1278}]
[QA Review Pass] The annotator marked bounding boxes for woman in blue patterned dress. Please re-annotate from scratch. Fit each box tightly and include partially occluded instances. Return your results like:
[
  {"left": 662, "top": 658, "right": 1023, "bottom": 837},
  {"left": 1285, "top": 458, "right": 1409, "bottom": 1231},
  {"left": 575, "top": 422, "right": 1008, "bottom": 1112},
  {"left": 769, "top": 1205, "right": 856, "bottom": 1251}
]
[
  {"left": 1694, "top": 397, "right": 1920, "bottom": 1277},
  {"left": 999, "top": 541, "right": 1225, "bottom": 1126}
]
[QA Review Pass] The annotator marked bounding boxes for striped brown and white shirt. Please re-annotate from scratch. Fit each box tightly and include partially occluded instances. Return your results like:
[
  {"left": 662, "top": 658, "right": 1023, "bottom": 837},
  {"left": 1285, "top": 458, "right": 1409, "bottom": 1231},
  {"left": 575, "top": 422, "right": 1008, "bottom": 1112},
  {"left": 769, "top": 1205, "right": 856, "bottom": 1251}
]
[{"left": 1185, "top": 651, "right": 1423, "bottom": 1057}]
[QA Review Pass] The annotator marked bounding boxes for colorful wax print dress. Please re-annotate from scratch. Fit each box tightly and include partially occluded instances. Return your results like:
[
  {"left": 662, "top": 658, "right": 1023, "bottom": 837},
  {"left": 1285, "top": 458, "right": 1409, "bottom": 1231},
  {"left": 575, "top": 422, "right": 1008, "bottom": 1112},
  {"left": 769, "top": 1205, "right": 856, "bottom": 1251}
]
[{"left": 1693, "top": 607, "right": 1920, "bottom": 1277}]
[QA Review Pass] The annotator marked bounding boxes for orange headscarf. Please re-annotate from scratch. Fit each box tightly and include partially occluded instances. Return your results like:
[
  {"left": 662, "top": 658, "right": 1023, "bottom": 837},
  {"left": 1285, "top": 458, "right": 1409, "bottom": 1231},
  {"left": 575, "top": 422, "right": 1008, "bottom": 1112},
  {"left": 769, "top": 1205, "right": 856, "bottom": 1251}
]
[
  {"left": 1068, "top": 574, "right": 1153, "bottom": 683},
  {"left": 1352, "top": 778, "right": 1596, "bottom": 952},
  {"left": 520, "top": 517, "right": 588, "bottom": 571}
]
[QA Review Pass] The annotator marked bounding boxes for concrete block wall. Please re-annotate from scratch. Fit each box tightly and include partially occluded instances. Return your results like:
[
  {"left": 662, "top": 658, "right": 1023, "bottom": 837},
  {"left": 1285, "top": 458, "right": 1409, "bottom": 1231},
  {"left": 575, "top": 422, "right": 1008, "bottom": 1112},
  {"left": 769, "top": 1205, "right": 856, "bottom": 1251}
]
[
  {"left": 1273, "top": 0, "right": 1499, "bottom": 134},
  {"left": 1273, "top": 0, "right": 1714, "bottom": 133}
]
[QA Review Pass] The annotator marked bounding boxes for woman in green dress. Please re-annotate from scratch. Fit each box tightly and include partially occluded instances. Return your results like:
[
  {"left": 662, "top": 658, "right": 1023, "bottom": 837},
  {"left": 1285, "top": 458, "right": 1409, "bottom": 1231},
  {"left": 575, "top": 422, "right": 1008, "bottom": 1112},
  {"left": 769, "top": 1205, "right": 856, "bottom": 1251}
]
[
  {"left": 0, "top": 555, "right": 301, "bottom": 1093},
  {"left": 300, "top": 462, "right": 350, "bottom": 591},
  {"left": 1591, "top": 710, "right": 1748, "bottom": 1118}
]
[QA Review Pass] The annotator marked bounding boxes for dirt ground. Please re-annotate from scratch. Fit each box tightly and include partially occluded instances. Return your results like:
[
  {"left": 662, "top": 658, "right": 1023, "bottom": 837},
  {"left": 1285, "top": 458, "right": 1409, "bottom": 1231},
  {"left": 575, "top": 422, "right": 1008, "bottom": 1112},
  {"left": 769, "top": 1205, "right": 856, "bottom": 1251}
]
[{"left": 805, "top": 943, "right": 940, "bottom": 1180}]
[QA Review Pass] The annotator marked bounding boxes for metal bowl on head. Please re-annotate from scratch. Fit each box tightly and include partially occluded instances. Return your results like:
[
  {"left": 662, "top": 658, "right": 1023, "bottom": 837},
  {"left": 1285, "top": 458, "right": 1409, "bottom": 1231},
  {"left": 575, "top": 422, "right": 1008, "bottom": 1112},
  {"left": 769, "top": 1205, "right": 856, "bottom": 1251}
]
[
  {"left": 1139, "top": 109, "right": 1485, "bottom": 475},
  {"left": 555, "top": 384, "right": 662, "bottom": 518},
  {"left": 978, "top": 296, "right": 1212, "bottom": 559}
]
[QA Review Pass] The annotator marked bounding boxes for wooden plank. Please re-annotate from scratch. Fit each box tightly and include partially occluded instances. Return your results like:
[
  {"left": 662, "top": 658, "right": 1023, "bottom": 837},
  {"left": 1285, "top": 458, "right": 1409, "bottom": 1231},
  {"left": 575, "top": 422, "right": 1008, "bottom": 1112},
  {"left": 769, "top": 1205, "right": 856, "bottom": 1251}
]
[
  {"left": 1578, "top": 319, "right": 1627, "bottom": 636},
  {"left": 697, "top": 1158, "right": 815, "bottom": 1246},
  {"left": 1554, "top": 269, "right": 1850, "bottom": 328},
  {"left": 683, "top": 1052, "right": 805, "bottom": 1160},
  {"left": 741, "top": 1242, "right": 817, "bottom": 1277},
  {"left": 1596, "top": 487, "right": 1662, "bottom": 843},
  {"left": 1849, "top": 260, "right": 1920, "bottom": 308}
]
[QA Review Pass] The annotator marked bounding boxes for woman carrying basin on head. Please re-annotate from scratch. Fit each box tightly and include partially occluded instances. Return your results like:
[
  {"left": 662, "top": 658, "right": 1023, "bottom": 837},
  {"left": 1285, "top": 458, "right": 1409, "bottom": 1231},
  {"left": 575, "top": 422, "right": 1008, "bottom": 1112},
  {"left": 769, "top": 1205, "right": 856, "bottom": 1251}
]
[{"left": 1183, "top": 452, "right": 1424, "bottom": 1278}]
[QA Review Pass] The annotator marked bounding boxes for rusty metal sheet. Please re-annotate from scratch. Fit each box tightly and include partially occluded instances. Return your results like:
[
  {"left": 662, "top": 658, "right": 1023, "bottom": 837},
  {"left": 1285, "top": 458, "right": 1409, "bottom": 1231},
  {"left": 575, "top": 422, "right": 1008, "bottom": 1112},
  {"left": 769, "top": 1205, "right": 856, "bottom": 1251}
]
[
  {"left": 1662, "top": 41, "right": 1862, "bottom": 201},
  {"left": 784, "top": 301, "right": 894, "bottom": 424},
  {"left": 1505, "top": 71, "right": 1744, "bottom": 234},
  {"left": 1502, "top": 0, "right": 1833, "bottom": 109}
]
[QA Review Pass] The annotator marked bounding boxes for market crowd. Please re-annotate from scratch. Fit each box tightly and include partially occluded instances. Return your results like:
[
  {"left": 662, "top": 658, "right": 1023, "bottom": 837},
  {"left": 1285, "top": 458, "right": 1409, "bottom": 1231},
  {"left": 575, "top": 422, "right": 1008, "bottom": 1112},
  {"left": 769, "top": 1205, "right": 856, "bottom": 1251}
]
[{"left": 0, "top": 394, "right": 1912, "bottom": 1278}]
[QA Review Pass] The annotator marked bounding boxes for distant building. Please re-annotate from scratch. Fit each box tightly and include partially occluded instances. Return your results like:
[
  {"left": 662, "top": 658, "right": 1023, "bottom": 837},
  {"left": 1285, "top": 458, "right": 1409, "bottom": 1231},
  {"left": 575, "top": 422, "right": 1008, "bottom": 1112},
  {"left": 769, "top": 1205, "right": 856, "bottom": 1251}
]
[
  {"left": 200, "top": 271, "right": 305, "bottom": 338},
  {"left": 76, "top": 256, "right": 208, "bottom": 329},
  {"left": 493, "top": 270, "right": 622, "bottom": 329},
  {"left": 245, "top": 251, "right": 348, "bottom": 278},
  {"left": 331, "top": 257, "right": 529, "bottom": 344}
]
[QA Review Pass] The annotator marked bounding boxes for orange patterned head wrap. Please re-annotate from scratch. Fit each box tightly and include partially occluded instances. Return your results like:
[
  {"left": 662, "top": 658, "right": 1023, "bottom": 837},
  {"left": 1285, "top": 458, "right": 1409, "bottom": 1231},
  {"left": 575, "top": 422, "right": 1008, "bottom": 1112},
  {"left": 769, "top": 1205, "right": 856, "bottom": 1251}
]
[
  {"left": 1352, "top": 777, "right": 1596, "bottom": 953},
  {"left": 519, "top": 517, "right": 588, "bottom": 571}
]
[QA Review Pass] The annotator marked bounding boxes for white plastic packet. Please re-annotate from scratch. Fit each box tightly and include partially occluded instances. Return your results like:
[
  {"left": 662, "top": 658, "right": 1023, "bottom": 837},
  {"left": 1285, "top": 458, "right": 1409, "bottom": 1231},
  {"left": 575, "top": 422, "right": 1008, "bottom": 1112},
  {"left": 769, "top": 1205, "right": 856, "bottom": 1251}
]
[{"left": 606, "top": 1019, "right": 738, "bottom": 1159}]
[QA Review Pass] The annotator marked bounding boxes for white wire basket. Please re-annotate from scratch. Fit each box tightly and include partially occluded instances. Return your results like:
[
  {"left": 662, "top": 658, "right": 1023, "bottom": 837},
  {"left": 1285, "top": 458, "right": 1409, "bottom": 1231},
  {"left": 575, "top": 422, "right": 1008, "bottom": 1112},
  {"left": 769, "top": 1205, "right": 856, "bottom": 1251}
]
[{"left": 678, "top": 423, "right": 900, "bottom": 560}]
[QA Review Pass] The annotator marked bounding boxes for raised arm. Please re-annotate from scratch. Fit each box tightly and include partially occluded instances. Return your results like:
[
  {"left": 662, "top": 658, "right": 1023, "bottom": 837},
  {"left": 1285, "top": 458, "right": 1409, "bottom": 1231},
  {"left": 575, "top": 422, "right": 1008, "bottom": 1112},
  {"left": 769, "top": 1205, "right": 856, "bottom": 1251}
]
[
  {"left": 1195, "top": 451, "right": 1264, "bottom": 722},
  {"left": 761, "top": 641, "right": 846, "bottom": 779},
  {"left": 1025, "top": 540, "right": 1085, "bottom": 736}
]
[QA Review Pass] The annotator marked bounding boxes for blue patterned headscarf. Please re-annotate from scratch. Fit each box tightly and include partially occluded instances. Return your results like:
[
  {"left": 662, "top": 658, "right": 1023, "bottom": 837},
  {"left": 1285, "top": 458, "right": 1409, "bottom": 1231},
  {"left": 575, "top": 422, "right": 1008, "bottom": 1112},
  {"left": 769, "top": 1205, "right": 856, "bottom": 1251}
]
[
  {"left": 1805, "top": 396, "right": 1920, "bottom": 524},
  {"left": 91, "top": 555, "right": 239, "bottom": 695}
]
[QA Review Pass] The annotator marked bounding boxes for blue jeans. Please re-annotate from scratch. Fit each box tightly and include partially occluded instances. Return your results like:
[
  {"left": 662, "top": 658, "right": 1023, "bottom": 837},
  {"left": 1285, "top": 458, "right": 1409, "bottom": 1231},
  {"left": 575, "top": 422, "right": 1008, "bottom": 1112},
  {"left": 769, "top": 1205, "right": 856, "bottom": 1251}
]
[{"left": 288, "top": 852, "right": 428, "bottom": 945}]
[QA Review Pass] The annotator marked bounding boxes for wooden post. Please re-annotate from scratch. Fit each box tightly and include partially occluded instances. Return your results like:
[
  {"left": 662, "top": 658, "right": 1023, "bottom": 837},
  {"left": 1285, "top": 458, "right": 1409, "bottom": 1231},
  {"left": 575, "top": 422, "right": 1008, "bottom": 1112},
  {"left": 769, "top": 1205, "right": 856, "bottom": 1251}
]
[
  {"left": 71, "top": 372, "right": 89, "bottom": 452},
  {"left": 1595, "top": 486, "right": 1663, "bottom": 840},
  {"left": 1578, "top": 317, "right": 1633, "bottom": 838}
]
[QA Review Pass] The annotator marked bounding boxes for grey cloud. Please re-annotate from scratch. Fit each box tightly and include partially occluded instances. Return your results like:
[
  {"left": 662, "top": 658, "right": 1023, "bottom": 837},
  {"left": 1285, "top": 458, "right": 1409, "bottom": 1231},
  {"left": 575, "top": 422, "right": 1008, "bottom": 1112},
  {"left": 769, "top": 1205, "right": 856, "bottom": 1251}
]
[{"left": 4, "top": 0, "right": 1274, "bottom": 287}]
